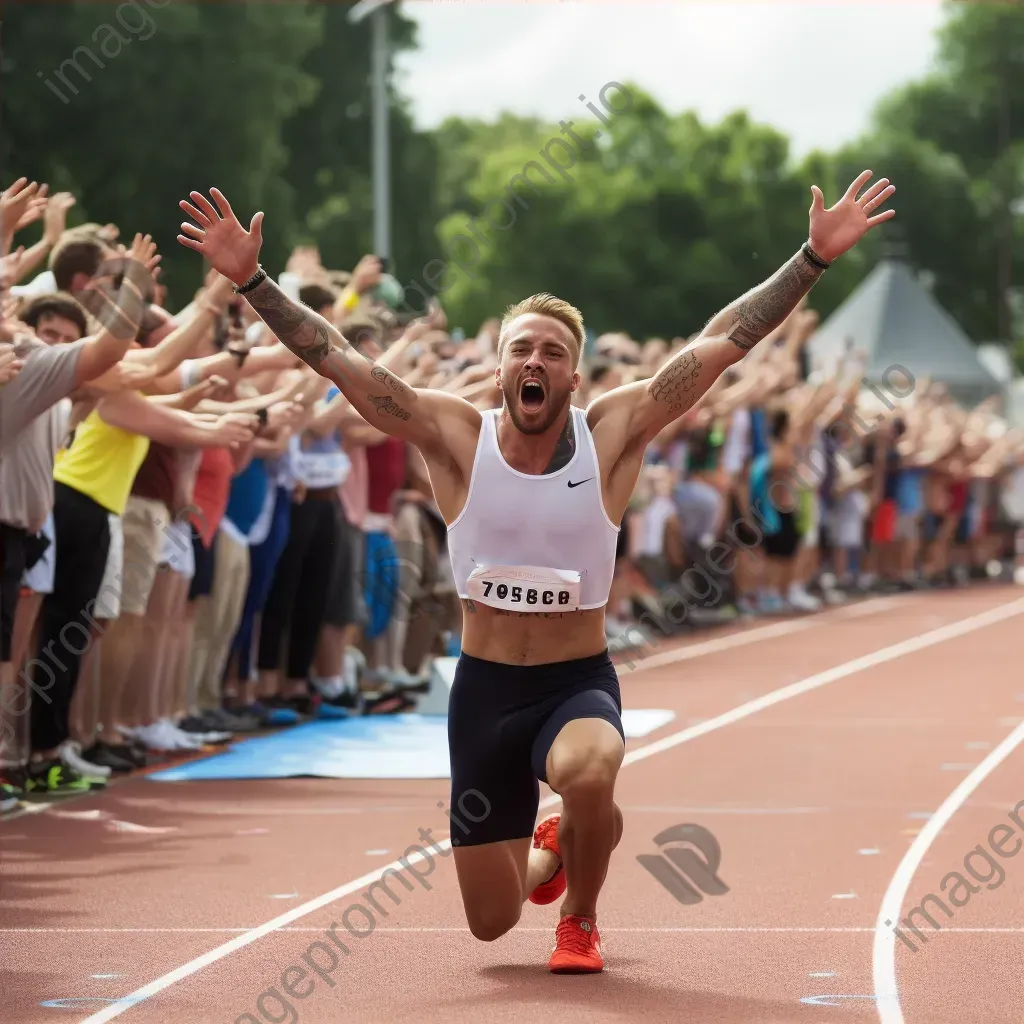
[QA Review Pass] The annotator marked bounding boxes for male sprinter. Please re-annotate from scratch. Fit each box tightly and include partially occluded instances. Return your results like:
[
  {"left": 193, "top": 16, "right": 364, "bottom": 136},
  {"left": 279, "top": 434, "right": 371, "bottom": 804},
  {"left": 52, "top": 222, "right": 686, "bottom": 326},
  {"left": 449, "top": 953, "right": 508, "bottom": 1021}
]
[{"left": 177, "top": 170, "right": 894, "bottom": 971}]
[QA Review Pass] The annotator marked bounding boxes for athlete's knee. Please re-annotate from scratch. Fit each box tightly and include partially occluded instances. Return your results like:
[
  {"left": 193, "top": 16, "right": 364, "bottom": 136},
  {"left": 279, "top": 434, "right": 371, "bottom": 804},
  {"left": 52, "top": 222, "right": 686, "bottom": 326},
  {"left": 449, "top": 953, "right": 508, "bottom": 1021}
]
[
  {"left": 553, "top": 742, "right": 622, "bottom": 800},
  {"left": 466, "top": 903, "right": 521, "bottom": 942}
]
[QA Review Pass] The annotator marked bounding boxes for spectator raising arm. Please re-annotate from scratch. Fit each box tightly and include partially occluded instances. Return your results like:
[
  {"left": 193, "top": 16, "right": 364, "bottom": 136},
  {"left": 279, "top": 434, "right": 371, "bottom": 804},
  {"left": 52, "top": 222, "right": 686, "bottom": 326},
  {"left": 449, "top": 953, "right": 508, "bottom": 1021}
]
[
  {"left": 95, "top": 388, "right": 257, "bottom": 450},
  {"left": 176, "top": 188, "right": 480, "bottom": 459},
  {"left": 73, "top": 233, "right": 162, "bottom": 386}
]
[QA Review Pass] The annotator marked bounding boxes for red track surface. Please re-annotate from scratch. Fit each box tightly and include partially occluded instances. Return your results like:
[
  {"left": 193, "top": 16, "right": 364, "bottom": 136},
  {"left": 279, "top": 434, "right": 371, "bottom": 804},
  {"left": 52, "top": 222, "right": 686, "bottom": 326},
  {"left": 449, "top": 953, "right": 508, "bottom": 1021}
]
[{"left": 5, "top": 587, "right": 1024, "bottom": 1024}]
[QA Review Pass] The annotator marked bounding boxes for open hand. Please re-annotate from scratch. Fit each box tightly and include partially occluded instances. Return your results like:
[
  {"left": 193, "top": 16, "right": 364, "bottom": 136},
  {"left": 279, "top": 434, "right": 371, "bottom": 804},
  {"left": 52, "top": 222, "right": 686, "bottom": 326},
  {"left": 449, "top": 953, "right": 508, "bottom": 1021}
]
[
  {"left": 127, "top": 232, "right": 161, "bottom": 273},
  {"left": 178, "top": 188, "right": 263, "bottom": 287},
  {"left": 1, "top": 178, "right": 46, "bottom": 241},
  {"left": 16, "top": 185, "right": 50, "bottom": 232},
  {"left": 351, "top": 254, "right": 383, "bottom": 295},
  {"left": 214, "top": 411, "right": 258, "bottom": 448},
  {"left": 42, "top": 192, "right": 76, "bottom": 246},
  {"left": 808, "top": 170, "right": 895, "bottom": 264}
]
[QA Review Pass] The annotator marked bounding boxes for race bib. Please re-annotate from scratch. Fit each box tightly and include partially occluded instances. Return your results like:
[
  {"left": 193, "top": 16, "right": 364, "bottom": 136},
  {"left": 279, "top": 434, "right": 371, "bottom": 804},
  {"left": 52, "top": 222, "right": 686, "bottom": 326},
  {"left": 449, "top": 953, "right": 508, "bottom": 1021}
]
[{"left": 466, "top": 565, "right": 581, "bottom": 613}]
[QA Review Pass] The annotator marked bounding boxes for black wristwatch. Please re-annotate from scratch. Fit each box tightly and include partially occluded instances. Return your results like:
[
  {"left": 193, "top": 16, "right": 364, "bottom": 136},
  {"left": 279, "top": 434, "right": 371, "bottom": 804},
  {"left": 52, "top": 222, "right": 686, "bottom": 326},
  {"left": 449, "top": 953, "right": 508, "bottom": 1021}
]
[
  {"left": 256, "top": 407, "right": 269, "bottom": 428},
  {"left": 235, "top": 266, "right": 267, "bottom": 294}
]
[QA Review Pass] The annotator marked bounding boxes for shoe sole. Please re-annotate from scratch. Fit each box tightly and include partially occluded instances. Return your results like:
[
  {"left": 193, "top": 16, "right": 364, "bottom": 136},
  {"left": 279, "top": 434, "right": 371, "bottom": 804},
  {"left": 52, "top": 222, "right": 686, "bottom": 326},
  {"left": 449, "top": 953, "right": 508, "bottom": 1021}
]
[{"left": 549, "top": 960, "right": 604, "bottom": 974}]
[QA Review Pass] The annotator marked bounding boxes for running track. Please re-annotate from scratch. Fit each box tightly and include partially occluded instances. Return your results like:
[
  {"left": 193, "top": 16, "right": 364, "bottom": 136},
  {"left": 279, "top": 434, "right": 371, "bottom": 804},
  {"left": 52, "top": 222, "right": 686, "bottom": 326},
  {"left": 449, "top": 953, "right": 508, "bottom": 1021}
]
[{"left": 4, "top": 586, "right": 1024, "bottom": 1024}]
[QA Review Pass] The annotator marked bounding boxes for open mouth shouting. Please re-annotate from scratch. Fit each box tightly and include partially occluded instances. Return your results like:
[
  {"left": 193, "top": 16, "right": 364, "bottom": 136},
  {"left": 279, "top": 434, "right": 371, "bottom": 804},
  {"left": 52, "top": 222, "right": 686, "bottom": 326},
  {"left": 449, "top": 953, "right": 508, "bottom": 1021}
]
[{"left": 520, "top": 377, "right": 546, "bottom": 412}]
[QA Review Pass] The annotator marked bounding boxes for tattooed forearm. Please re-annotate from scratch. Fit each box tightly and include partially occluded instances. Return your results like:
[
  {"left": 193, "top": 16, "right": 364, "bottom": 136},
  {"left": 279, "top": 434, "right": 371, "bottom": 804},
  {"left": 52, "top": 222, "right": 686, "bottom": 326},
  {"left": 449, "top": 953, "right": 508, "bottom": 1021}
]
[
  {"left": 371, "top": 365, "right": 408, "bottom": 396},
  {"left": 725, "top": 248, "right": 824, "bottom": 352},
  {"left": 245, "top": 277, "right": 334, "bottom": 366},
  {"left": 369, "top": 394, "right": 412, "bottom": 421},
  {"left": 648, "top": 350, "right": 703, "bottom": 414}
]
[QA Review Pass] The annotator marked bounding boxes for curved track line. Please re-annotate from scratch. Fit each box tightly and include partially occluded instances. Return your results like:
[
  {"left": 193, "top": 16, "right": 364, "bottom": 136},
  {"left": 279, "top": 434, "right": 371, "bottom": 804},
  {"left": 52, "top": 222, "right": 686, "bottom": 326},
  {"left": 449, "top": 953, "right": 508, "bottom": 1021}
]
[
  {"left": 872, "top": 715, "right": 1024, "bottom": 1024},
  {"left": 80, "top": 596, "right": 1024, "bottom": 1024}
]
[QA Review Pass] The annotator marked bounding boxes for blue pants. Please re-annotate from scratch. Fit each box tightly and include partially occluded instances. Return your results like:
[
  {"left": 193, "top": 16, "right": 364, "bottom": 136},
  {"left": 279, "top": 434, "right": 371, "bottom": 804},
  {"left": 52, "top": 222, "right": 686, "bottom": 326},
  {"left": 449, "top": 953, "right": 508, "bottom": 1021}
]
[
  {"left": 363, "top": 531, "right": 400, "bottom": 641},
  {"left": 231, "top": 488, "right": 292, "bottom": 681}
]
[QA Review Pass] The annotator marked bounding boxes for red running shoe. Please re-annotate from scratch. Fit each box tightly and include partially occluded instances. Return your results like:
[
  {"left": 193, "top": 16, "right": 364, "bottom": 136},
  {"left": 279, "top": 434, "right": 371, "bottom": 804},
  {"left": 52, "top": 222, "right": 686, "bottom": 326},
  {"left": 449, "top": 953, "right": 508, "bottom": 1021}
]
[
  {"left": 528, "top": 814, "right": 565, "bottom": 905},
  {"left": 549, "top": 914, "right": 603, "bottom": 973}
]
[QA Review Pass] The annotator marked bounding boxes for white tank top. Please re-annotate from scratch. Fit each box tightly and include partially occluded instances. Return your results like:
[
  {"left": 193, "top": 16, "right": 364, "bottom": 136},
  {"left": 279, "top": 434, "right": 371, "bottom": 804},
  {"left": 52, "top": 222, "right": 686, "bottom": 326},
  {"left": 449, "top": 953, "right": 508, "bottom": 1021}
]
[{"left": 447, "top": 407, "right": 620, "bottom": 610}]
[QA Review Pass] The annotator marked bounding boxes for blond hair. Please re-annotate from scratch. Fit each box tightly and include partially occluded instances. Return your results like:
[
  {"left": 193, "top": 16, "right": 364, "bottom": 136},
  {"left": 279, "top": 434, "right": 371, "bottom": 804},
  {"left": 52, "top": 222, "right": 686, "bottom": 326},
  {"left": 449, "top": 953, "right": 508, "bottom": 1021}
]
[{"left": 499, "top": 292, "right": 585, "bottom": 368}]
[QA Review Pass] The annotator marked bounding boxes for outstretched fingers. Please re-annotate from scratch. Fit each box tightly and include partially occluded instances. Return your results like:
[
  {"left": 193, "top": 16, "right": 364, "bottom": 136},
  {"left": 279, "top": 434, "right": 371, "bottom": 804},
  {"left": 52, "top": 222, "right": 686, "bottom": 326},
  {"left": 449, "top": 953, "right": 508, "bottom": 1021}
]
[
  {"left": 858, "top": 178, "right": 891, "bottom": 207},
  {"left": 179, "top": 199, "right": 210, "bottom": 227},
  {"left": 177, "top": 233, "right": 205, "bottom": 254},
  {"left": 188, "top": 191, "right": 220, "bottom": 223},
  {"left": 841, "top": 169, "right": 874, "bottom": 204},
  {"left": 867, "top": 207, "right": 897, "bottom": 227},
  {"left": 209, "top": 188, "right": 235, "bottom": 221}
]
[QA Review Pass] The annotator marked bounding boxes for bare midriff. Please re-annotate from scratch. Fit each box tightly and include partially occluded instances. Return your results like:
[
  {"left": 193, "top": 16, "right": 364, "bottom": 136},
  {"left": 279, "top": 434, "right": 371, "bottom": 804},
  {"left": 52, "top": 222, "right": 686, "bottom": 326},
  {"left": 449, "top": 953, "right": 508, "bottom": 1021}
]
[{"left": 459, "top": 599, "right": 608, "bottom": 666}]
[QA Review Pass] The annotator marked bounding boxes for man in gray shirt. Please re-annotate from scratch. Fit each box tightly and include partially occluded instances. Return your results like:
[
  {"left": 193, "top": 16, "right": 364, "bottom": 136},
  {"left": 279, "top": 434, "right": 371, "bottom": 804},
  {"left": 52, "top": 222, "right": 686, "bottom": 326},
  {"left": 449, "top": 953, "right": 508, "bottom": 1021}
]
[{"left": 0, "top": 237, "right": 158, "bottom": 802}]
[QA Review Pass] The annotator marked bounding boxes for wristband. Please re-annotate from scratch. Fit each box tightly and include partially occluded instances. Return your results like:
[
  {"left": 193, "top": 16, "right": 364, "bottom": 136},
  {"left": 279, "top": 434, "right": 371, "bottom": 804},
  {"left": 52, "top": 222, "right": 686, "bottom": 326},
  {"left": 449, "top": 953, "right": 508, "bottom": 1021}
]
[
  {"left": 235, "top": 266, "right": 267, "bottom": 294},
  {"left": 256, "top": 407, "right": 269, "bottom": 428},
  {"left": 801, "top": 242, "right": 830, "bottom": 270}
]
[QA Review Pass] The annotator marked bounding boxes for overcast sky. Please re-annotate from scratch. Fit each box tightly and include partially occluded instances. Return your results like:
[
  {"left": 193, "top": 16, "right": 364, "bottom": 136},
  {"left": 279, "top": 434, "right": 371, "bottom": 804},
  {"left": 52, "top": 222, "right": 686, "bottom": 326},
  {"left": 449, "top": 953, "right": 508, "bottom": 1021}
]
[{"left": 394, "top": 1, "right": 947, "bottom": 159}]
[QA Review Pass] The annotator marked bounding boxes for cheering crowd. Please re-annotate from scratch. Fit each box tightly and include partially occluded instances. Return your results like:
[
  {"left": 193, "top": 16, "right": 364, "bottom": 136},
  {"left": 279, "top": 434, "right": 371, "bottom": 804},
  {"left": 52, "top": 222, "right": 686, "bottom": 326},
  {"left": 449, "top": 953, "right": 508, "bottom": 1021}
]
[{"left": 2, "top": 176, "right": 1024, "bottom": 810}]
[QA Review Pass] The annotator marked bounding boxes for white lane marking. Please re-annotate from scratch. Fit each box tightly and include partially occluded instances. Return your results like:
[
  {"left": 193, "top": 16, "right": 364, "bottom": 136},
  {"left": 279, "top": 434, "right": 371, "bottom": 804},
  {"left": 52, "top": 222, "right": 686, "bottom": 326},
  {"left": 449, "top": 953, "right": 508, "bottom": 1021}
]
[
  {"left": 621, "top": 598, "right": 1024, "bottom": 768},
  {"left": 617, "top": 593, "right": 905, "bottom": 675},
  {"left": 80, "top": 597, "right": 1024, "bottom": 1023},
  {"left": 872, "top": 715, "right": 1024, "bottom": 1024},
  {"left": 7, "top": 926, "right": 1024, "bottom": 935}
]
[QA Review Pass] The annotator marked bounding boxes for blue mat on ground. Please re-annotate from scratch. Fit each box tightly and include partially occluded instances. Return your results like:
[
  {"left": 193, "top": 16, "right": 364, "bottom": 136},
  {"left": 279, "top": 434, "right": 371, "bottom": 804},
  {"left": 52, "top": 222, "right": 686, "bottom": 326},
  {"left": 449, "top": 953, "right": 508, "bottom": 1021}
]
[{"left": 147, "top": 710, "right": 676, "bottom": 782}]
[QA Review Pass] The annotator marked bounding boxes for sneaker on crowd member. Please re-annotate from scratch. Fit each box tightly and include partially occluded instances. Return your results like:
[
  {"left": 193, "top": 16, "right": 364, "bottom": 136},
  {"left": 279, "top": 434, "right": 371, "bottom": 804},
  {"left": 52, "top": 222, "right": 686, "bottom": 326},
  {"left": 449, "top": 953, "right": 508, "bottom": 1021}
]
[
  {"left": 24, "top": 760, "right": 104, "bottom": 796},
  {"left": 1, "top": 778, "right": 25, "bottom": 812},
  {"left": 78, "top": 740, "right": 136, "bottom": 774},
  {"left": 787, "top": 582, "right": 822, "bottom": 612},
  {"left": 83, "top": 739, "right": 154, "bottom": 770},
  {"left": 58, "top": 740, "right": 112, "bottom": 780},
  {"left": 126, "top": 720, "right": 203, "bottom": 753}
]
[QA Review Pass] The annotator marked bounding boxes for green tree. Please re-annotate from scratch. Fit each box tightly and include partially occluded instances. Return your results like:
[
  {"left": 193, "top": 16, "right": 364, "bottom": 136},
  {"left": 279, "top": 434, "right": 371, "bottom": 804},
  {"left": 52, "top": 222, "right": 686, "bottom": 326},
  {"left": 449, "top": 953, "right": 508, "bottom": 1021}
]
[
  {"left": 427, "top": 89, "right": 856, "bottom": 339},
  {"left": 2, "top": 1, "right": 323, "bottom": 305},
  {"left": 855, "top": 1, "right": 1024, "bottom": 345}
]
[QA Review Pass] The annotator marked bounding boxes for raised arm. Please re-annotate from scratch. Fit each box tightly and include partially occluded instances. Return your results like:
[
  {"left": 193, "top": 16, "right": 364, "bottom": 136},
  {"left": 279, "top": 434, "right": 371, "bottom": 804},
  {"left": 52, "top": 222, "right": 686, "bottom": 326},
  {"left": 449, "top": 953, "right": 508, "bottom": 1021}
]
[
  {"left": 588, "top": 171, "right": 895, "bottom": 451},
  {"left": 72, "top": 233, "right": 162, "bottom": 386},
  {"left": 176, "top": 189, "right": 480, "bottom": 458},
  {"left": 95, "top": 388, "right": 257, "bottom": 449}
]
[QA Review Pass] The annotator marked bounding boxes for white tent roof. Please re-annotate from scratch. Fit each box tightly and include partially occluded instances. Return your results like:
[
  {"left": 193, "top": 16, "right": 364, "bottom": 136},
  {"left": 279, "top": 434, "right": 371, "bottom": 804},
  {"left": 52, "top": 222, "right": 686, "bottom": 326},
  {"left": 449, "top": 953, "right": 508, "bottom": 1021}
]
[{"left": 809, "top": 257, "right": 1002, "bottom": 408}]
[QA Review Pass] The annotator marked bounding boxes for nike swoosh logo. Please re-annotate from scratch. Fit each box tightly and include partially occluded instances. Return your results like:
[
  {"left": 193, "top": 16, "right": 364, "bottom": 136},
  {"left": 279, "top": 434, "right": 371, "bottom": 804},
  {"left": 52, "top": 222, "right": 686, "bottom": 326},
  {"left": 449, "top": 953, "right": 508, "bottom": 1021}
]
[{"left": 567, "top": 477, "right": 594, "bottom": 488}]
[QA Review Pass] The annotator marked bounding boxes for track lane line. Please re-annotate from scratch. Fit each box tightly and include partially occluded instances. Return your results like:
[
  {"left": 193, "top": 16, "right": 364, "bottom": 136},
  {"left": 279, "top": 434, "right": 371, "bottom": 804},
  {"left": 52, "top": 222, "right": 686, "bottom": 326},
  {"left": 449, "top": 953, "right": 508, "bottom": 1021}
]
[
  {"left": 80, "top": 595, "right": 1024, "bottom": 1024},
  {"left": 872, "top": 715, "right": 1024, "bottom": 1024}
]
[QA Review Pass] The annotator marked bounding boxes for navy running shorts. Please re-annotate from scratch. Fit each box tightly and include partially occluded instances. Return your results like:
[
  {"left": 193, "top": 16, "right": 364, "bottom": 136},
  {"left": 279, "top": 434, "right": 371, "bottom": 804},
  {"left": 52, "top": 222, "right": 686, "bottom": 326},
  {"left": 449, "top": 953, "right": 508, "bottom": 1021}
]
[{"left": 447, "top": 650, "right": 624, "bottom": 847}]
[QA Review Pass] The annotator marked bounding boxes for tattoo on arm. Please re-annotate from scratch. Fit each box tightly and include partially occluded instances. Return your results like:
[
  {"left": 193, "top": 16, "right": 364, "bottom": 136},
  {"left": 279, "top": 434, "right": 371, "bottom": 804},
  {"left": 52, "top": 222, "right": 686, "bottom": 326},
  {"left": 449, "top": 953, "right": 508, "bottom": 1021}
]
[
  {"left": 648, "top": 350, "right": 703, "bottom": 414},
  {"left": 245, "top": 277, "right": 334, "bottom": 367},
  {"left": 371, "top": 365, "right": 408, "bottom": 396},
  {"left": 725, "top": 249, "right": 824, "bottom": 352},
  {"left": 368, "top": 394, "right": 412, "bottom": 421}
]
